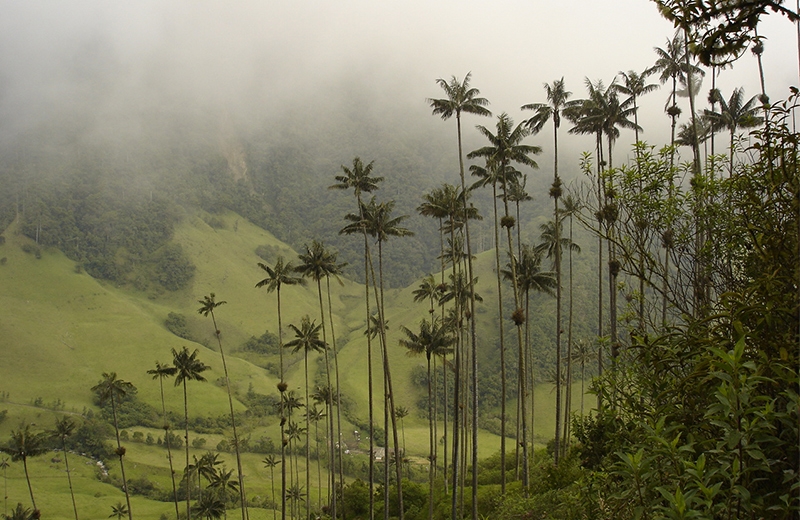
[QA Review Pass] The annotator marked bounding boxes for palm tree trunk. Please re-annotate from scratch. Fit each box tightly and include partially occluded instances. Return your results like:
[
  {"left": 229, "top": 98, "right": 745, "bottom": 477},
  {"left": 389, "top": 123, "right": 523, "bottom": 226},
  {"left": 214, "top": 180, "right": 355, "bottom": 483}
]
[
  {"left": 427, "top": 354, "right": 435, "bottom": 520},
  {"left": 454, "top": 112, "right": 481, "bottom": 518},
  {"left": 157, "top": 378, "right": 180, "bottom": 520},
  {"left": 304, "top": 353, "right": 311, "bottom": 520},
  {"left": 183, "top": 381, "right": 192, "bottom": 520},
  {"left": 22, "top": 457, "right": 36, "bottom": 513},
  {"left": 326, "top": 276, "right": 346, "bottom": 518},
  {"left": 111, "top": 397, "right": 133, "bottom": 520},
  {"left": 490, "top": 180, "right": 508, "bottom": 493},
  {"left": 277, "top": 289, "right": 288, "bottom": 520},
  {"left": 209, "top": 311, "right": 248, "bottom": 520},
  {"left": 315, "top": 279, "right": 337, "bottom": 520},
  {"left": 61, "top": 438, "right": 79, "bottom": 520}
]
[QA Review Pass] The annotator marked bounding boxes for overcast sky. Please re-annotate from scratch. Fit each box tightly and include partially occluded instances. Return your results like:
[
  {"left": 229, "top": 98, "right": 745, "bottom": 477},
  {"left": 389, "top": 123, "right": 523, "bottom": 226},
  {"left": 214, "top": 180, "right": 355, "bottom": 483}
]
[{"left": 1, "top": 1, "right": 797, "bottom": 172}]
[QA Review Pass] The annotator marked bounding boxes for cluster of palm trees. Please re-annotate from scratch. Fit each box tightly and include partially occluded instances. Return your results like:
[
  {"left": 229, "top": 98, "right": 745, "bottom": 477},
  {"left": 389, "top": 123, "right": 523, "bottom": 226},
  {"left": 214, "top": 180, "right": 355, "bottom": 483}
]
[{"left": 1, "top": 16, "right": 776, "bottom": 519}]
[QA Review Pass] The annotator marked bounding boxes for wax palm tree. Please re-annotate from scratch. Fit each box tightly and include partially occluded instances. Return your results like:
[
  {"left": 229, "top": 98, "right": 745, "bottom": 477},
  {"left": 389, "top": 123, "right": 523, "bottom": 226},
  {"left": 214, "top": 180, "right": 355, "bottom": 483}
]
[
  {"left": 652, "top": 32, "right": 703, "bottom": 166},
  {"left": 330, "top": 156, "right": 383, "bottom": 520},
  {"left": 704, "top": 87, "right": 762, "bottom": 174},
  {"left": 295, "top": 241, "right": 344, "bottom": 517},
  {"left": 50, "top": 417, "right": 79, "bottom": 520},
  {"left": 560, "top": 194, "right": 583, "bottom": 444},
  {"left": 195, "top": 493, "right": 226, "bottom": 520},
  {"left": 108, "top": 502, "right": 128, "bottom": 520},
  {"left": 535, "top": 219, "right": 580, "bottom": 457},
  {"left": 3, "top": 425, "right": 47, "bottom": 516},
  {"left": 198, "top": 294, "right": 247, "bottom": 520},
  {"left": 572, "top": 339, "right": 595, "bottom": 418},
  {"left": 255, "top": 259, "right": 302, "bottom": 520},
  {"left": 501, "top": 244, "right": 556, "bottom": 477},
  {"left": 413, "top": 275, "right": 440, "bottom": 322},
  {"left": 345, "top": 197, "right": 412, "bottom": 518},
  {"left": 208, "top": 467, "right": 240, "bottom": 504},
  {"left": 256, "top": 257, "right": 305, "bottom": 384},
  {"left": 469, "top": 112, "right": 541, "bottom": 479},
  {"left": 612, "top": 69, "right": 659, "bottom": 151},
  {"left": 522, "top": 79, "right": 575, "bottom": 468},
  {"left": 172, "top": 346, "right": 209, "bottom": 520},
  {"left": 147, "top": 360, "right": 180, "bottom": 518},
  {"left": 400, "top": 318, "right": 454, "bottom": 520},
  {"left": 195, "top": 451, "right": 223, "bottom": 499},
  {"left": 92, "top": 373, "right": 135, "bottom": 520},
  {"left": 428, "top": 74, "right": 491, "bottom": 517},
  {"left": 2, "top": 503, "right": 35, "bottom": 520},
  {"left": 262, "top": 455, "right": 281, "bottom": 519},
  {"left": 469, "top": 160, "right": 514, "bottom": 489},
  {"left": 285, "top": 314, "right": 326, "bottom": 517}
]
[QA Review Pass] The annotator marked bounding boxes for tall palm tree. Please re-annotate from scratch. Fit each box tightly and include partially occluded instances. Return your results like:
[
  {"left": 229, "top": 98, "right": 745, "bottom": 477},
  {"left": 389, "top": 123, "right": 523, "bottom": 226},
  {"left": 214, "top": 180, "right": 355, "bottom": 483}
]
[
  {"left": 147, "top": 361, "right": 180, "bottom": 518},
  {"left": 195, "top": 451, "right": 223, "bottom": 499},
  {"left": 400, "top": 318, "right": 455, "bottom": 520},
  {"left": 522, "top": 79, "right": 574, "bottom": 467},
  {"left": 704, "top": 87, "right": 762, "bottom": 175},
  {"left": 256, "top": 257, "right": 304, "bottom": 520},
  {"left": 560, "top": 194, "right": 583, "bottom": 441},
  {"left": 92, "top": 373, "right": 135, "bottom": 520},
  {"left": 469, "top": 111, "right": 541, "bottom": 481},
  {"left": 198, "top": 294, "right": 247, "bottom": 520},
  {"left": 536, "top": 220, "right": 580, "bottom": 456},
  {"left": 471, "top": 160, "right": 518, "bottom": 489},
  {"left": 285, "top": 314, "right": 327, "bottom": 518},
  {"left": 50, "top": 417, "right": 79, "bottom": 520},
  {"left": 256, "top": 257, "right": 305, "bottom": 385},
  {"left": 330, "top": 156, "right": 384, "bottom": 520},
  {"left": 344, "top": 197, "right": 413, "bottom": 516},
  {"left": 172, "top": 347, "right": 209, "bottom": 520},
  {"left": 613, "top": 69, "right": 659, "bottom": 152},
  {"left": 208, "top": 467, "right": 240, "bottom": 505},
  {"left": 428, "top": 74, "right": 491, "bottom": 519},
  {"left": 262, "top": 455, "right": 281, "bottom": 520},
  {"left": 3, "top": 425, "right": 47, "bottom": 516},
  {"left": 295, "top": 241, "right": 344, "bottom": 517}
]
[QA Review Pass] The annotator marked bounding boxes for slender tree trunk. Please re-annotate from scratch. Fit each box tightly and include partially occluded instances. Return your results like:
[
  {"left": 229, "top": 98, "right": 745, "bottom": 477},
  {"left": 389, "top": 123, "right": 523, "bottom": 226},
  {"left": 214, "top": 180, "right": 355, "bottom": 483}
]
[
  {"left": 490, "top": 180, "right": 508, "bottom": 493},
  {"left": 111, "top": 397, "right": 133, "bottom": 520},
  {"left": 315, "top": 279, "right": 337, "bottom": 520},
  {"left": 209, "top": 311, "right": 248, "bottom": 520},
  {"left": 22, "top": 458, "right": 36, "bottom": 513},
  {"left": 427, "top": 354, "right": 435, "bottom": 520},
  {"left": 183, "top": 381, "right": 192, "bottom": 520},
  {"left": 277, "top": 288, "right": 288, "bottom": 520},
  {"left": 60, "top": 438, "right": 80, "bottom": 520},
  {"left": 455, "top": 113, "right": 481, "bottom": 520},
  {"left": 326, "top": 276, "right": 346, "bottom": 519},
  {"left": 158, "top": 377, "right": 180, "bottom": 520}
]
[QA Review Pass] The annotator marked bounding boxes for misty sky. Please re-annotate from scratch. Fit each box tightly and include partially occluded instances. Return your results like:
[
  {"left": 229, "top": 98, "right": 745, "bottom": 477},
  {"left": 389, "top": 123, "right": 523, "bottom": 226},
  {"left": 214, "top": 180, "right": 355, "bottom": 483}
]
[{"left": 1, "top": 1, "right": 797, "bottom": 174}]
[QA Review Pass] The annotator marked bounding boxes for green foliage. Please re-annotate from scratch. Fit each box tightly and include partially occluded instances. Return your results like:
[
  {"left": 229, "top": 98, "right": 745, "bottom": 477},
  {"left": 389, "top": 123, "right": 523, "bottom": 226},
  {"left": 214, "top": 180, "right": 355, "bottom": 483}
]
[
  {"left": 66, "top": 418, "right": 113, "bottom": 460},
  {"left": 579, "top": 96, "right": 800, "bottom": 519},
  {"left": 240, "top": 330, "right": 280, "bottom": 354},
  {"left": 151, "top": 243, "right": 195, "bottom": 291},
  {"left": 164, "top": 312, "right": 193, "bottom": 340}
]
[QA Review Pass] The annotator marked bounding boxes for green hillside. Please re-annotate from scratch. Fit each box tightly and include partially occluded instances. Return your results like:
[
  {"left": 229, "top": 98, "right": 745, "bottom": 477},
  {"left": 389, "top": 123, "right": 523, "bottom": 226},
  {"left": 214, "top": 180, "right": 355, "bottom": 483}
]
[{"left": 0, "top": 202, "right": 592, "bottom": 505}]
